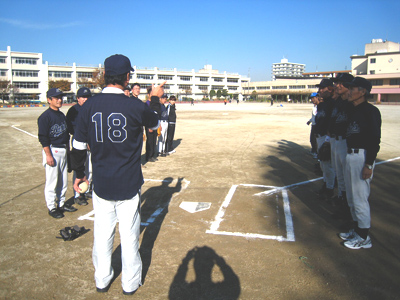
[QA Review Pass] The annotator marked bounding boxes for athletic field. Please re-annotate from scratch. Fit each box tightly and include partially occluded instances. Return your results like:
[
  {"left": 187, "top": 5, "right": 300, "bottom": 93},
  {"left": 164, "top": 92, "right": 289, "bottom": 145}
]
[{"left": 1, "top": 102, "right": 399, "bottom": 299}]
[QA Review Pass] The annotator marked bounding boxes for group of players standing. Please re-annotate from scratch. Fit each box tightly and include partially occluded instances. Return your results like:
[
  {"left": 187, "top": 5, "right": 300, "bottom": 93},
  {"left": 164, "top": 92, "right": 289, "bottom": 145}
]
[
  {"left": 38, "top": 74, "right": 178, "bottom": 219},
  {"left": 308, "top": 74, "right": 381, "bottom": 250}
]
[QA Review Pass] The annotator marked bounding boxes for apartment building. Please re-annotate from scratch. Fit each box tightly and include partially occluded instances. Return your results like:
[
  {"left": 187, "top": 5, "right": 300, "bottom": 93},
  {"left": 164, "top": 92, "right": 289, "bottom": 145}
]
[
  {"left": 0, "top": 46, "right": 248, "bottom": 103},
  {"left": 272, "top": 58, "right": 305, "bottom": 81}
]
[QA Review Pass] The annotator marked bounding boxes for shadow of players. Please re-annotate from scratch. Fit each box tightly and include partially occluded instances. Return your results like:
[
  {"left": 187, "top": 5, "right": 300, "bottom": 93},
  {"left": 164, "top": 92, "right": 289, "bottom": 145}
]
[
  {"left": 169, "top": 246, "right": 241, "bottom": 300},
  {"left": 140, "top": 177, "right": 183, "bottom": 282}
]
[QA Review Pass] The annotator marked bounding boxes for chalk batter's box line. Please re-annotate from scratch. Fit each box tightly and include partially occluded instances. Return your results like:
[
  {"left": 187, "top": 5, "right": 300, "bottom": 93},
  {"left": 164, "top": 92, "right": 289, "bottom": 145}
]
[
  {"left": 78, "top": 178, "right": 190, "bottom": 226},
  {"left": 206, "top": 156, "right": 400, "bottom": 242},
  {"left": 206, "top": 185, "right": 295, "bottom": 242}
]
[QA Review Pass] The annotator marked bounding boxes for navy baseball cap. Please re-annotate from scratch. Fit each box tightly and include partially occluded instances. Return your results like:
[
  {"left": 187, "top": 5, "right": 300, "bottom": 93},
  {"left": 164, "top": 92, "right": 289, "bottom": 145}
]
[
  {"left": 104, "top": 54, "right": 134, "bottom": 76},
  {"left": 124, "top": 84, "right": 131, "bottom": 91},
  {"left": 161, "top": 94, "right": 168, "bottom": 98},
  {"left": 309, "top": 92, "right": 318, "bottom": 99},
  {"left": 332, "top": 73, "right": 354, "bottom": 83},
  {"left": 343, "top": 77, "right": 372, "bottom": 92},
  {"left": 47, "top": 88, "right": 64, "bottom": 98},
  {"left": 77, "top": 87, "right": 91, "bottom": 97},
  {"left": 316, "top": 78, "right": 334, "bottom": 88}
]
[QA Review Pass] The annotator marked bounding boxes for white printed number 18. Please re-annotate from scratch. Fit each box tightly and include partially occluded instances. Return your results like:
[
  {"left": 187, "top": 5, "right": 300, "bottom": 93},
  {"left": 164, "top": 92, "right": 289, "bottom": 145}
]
[{"left": 92, "top": 112, "right": 127, "bottom": 143}]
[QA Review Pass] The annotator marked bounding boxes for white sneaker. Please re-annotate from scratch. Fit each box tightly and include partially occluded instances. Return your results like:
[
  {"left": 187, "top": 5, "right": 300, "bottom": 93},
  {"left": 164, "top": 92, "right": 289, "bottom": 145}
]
[
  {"left": 344, "top": 233, "right": 372, "bottom": 250},
  {"left": 168, "top": 150, "right": 176, "bottom": 154},
  {"left": 339, "top": 228, "right": 355, "bottom": 240}
]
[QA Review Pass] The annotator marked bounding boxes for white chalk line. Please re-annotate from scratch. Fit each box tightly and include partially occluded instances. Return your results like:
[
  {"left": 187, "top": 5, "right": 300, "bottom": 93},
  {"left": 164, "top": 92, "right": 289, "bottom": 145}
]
[
  {"left": 206, "top": 186, "right": 295, "bottom": 242},
  {"left": 11, "top": 125, "right": 37, "bottom": 138},
  {"left": 78, "top": 178, "right": 190, "bottom": 227},
  {"left": 207, "top": 156, "right": 400, "bottom": 242}
]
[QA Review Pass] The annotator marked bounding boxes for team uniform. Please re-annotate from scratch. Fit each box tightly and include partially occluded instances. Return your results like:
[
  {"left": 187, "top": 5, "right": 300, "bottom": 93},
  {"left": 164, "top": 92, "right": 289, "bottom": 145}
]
[
  {"left": 38, "top": 105, "right": 70, "bottom": 216},
  {"left": 158, "top": 100, "right": 169, "bottom": 155},
  {"left": 308, "top": 99, "right": 318, "bottom": 158},
  {"left": 314, "top": 96, "right": 335, "bottom": 197},
  {"left": 72, "top": 84, "right": 159, "bottom": 293},
  {"left": 328, "top": 97, "right": 353, "bottom": 197},
  {"left": 166, "top": 101, "right": 176, "bottom": 154},
  {"left": 145, "top": 97, "right": 161, "bottom": 162},
  {"left": 66, "top": 100, "right": 92, "bottom": 203},
  {"left": 342, "top": 100, "right": 381, "bottom": 248}
]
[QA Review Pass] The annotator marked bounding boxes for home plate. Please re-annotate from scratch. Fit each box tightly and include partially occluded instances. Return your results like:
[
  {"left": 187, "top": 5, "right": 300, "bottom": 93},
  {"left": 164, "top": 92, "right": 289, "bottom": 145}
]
[{"left": 180, "top": 202, "right": 211, "bottom": 213}]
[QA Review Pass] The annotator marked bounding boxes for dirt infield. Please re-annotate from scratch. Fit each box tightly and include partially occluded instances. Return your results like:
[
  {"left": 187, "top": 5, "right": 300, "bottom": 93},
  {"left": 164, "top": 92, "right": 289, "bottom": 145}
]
[{"left": 1, "top": 102, "right": 399, "bottom": 300}]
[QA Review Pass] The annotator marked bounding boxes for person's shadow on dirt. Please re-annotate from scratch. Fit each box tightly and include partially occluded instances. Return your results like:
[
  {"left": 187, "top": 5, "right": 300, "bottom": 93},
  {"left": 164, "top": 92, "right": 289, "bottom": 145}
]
[
  {"left": 169, "top": 246, "right": 241, "bottom": 300},
  {"left": 140, "top": 177, "right": 183, "bottom": 282},
  {"left": 110, "top": 177, "right": 183, "bottom": 284}
]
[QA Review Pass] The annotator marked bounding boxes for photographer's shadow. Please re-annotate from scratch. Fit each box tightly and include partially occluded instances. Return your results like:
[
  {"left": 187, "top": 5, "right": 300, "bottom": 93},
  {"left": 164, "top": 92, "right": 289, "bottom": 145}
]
[
  {"left": 169, "top": 246, "right": 241, "bottom": 300},
  {"left": 140, "top": 177, "right": 183, "bottom": 282}
]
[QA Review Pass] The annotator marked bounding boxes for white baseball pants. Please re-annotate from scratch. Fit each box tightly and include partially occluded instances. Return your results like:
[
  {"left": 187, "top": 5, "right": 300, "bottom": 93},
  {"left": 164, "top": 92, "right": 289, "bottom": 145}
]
[
  {"left": 344, "top": 149, "right": 373, "bottom": 229},
  {"left": 317, "top": 135, "right": 335, "bottom": 189},
  {"left": 42, "top": 146, "right": 68, "bottom": 210},
  {"left": 158, "top": 121, "right": 169, "bottom": 153},
  {"left": 92, "top": 192, "right": 142, "bottom": 292}
]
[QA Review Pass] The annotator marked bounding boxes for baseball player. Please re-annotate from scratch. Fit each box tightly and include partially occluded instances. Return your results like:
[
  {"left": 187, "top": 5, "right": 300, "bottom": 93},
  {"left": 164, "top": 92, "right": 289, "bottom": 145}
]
[
  {"left": 314, "top": 78, "right": 336, "bottom": 200},
  {"left": 339, "top": 77, "right": 381, "bottom": 250},
  {"left": 71, "top": 54, "right": 162, "bottom": 294},
  {"left": 329, "top": 73, "right": 354, "bottom": 220},
  {"left": 166, "top": 95, "right": 177, "bottom": 154},
  {"left": 131, "top": 83, "right": 141, "bottom": 99},
  {"left": 307, "top": 92, "right": 319, "bottom": 159},
  {"left": 38, "top": 88, "right": 77, "bottom": 218},
  {"left": 66, "top": 87, "right": 92, "bottom": 205},
  {"left": 145, "top": 87, "right": 161, "bottom": 162},
  {"left": 158, "top": 94, "right": 169, "bottom": 156},
  {"left": 123, "top": 84, "right": 131, "bottom": 96}
]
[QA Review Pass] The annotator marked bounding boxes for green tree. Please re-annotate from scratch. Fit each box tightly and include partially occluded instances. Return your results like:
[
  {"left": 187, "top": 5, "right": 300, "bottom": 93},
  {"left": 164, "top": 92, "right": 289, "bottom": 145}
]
[
  {"left": 222, "top": 89, "right": 229, "bottom": 98},
  {"left": 209, "top": 89, "right": 216, "bottom": 100},
  {"left": 217, "top": 89, "right": 222, "bottom": 98},
  {"left": 251, "top": 90, "right": 257, "bottom": 101}
]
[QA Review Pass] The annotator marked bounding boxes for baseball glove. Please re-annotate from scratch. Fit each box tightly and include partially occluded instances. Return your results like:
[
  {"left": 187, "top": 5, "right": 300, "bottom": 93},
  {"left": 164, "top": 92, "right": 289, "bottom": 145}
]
[
  {"left": 317, "top": 142, "right": 331, "bottom": 161},
  {"left": 57, "top": 225, "right": 89, "bottom": 241}
]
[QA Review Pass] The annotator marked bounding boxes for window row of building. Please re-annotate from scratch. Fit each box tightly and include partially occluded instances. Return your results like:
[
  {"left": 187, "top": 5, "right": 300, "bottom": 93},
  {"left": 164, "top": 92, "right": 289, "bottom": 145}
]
[{"left": 0, "top": 47, "right": 249, "bottom": 102}]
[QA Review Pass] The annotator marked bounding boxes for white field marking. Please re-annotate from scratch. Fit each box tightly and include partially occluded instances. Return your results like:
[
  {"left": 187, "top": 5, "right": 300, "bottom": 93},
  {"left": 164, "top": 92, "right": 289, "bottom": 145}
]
[
  {"left": 78, "top": 178, "right": 190, "bottom": 226},
  {"left": 206, "top": 185, "right": 295, "bottom": 242},
  {"left": 209, "top": 185, "right": 238, "bottom": 232},
  {"left": 206, "top": 156, "right": 400, "bottom": 242},
  {"left": 11, "top": 125, "right": 37, "bottom": 138},
  {"left": 375, "top": 156, "right": 400, "bottom": 164}
]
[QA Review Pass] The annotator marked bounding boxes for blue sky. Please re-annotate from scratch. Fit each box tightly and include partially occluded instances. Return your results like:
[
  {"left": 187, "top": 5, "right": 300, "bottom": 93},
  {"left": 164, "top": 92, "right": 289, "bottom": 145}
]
[{"left": 1, "top": 0, "right": 399, "bottom": 81}]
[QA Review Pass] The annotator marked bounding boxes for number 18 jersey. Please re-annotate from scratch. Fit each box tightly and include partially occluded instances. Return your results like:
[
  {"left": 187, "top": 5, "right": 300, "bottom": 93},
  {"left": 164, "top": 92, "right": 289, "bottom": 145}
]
[{"left": 74, "top": 89, "right": 159, "bottom": 200}]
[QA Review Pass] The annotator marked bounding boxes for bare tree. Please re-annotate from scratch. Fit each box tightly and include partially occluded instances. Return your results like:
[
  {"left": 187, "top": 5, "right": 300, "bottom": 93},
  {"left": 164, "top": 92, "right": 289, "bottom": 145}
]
[
  {"left": 0, "top": 80, "right": 19, "bottom": 104},
  {"left": 0, "top": 79, "right": 10, "bottom": 103},
  {"left": 92, "top": 68, "right": 105, "bottom": 90}
]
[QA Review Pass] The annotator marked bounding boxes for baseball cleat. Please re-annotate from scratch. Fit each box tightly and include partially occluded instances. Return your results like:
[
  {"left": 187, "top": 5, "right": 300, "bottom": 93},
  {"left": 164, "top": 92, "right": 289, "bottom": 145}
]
[
  {"left": 48, "top": 208, "right": 64, "bottom": 219},
  {"left": 60, "top": 204, "right": 77, "bottom": 212},
  {"left": 75, "top": 195, "right": 88, "bottom": 206}
]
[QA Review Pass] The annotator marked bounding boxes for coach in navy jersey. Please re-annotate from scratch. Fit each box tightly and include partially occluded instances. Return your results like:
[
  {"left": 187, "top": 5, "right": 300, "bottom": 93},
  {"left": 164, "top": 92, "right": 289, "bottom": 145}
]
[{"left": 71, "top": 54, "right": 162, "bottom": 295}]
